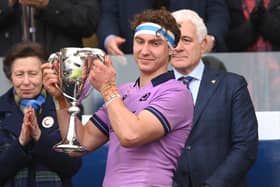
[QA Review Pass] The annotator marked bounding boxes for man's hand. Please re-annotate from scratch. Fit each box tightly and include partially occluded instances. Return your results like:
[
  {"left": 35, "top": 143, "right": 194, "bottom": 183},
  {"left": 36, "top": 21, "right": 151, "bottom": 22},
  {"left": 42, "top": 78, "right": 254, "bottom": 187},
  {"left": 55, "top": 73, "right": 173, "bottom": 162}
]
[
  {"left": 42, "top": 62, "right": 63, "bottom": 98},
  {"left": 19, "top": 0, "right": 49, "bottom": 9},
  {"left": 8, "top": 0, "right": 18, "bottom": 7},
  {"left": 106, "top": 36, "right": 126, "bottom": 55},
  {"left": 89, "top": 56, "right": 117, "bottom": 91}
]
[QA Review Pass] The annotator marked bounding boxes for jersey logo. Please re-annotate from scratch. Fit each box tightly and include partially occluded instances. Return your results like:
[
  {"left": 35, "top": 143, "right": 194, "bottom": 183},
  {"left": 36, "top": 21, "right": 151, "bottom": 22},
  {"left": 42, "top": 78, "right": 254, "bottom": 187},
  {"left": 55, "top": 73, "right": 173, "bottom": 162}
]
[
  {"left": 122, "top": 94, "right": 128, "bottom": 100},
  {"left": 139, "top": 92, "right": 151, "bottom": 101}
]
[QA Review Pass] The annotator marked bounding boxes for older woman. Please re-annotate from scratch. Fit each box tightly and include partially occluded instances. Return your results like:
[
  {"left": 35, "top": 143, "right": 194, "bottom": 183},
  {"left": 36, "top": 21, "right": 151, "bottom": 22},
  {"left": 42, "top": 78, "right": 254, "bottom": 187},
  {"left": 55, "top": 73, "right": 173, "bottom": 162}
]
[{"left": 0, "top": 42, "right": 81, "bottom": 187}]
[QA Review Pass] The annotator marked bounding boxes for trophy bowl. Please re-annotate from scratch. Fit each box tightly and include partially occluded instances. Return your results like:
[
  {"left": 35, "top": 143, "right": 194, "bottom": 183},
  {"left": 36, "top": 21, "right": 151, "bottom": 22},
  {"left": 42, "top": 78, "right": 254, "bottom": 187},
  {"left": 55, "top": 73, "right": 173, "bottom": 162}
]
[{"left": 48, "top": 47, "right": 105, "bottom": 153}]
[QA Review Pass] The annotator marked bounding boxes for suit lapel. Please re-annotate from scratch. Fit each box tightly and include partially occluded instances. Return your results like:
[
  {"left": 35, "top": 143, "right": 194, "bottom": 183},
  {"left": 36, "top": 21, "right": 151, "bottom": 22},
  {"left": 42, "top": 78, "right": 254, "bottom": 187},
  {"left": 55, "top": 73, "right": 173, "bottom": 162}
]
[{"left": 192, "top": 66, "right": 225, "bottom": 127}]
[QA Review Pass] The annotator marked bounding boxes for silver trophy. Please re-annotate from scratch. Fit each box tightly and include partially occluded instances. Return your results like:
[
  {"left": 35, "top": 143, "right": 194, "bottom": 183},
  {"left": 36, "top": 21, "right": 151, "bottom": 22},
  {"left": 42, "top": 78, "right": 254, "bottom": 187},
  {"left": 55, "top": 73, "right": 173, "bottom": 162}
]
[{"left": 48, "top": 47, "right": 105, "bottom": 153}]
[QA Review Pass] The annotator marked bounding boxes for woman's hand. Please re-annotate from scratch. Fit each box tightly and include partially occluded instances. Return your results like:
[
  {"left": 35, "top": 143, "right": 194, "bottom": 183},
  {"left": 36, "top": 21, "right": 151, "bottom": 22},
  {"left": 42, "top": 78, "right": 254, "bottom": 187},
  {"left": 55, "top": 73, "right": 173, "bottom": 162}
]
[
  {"left": 19, "top": 107, "right": 32, "bottom": 145},
  {"left": 19, "top": 107, "right": 41, "bottom": 145},
  {"left": 25, "top": 107, "right": 41, "bottom": 141}
]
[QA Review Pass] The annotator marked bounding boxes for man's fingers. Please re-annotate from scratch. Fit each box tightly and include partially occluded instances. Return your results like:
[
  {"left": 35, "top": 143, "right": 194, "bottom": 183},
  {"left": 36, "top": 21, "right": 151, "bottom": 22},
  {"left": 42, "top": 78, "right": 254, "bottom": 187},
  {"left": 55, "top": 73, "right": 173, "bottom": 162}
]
[{"left": 109, "top": 45, "right": 124, "bottom": 56}]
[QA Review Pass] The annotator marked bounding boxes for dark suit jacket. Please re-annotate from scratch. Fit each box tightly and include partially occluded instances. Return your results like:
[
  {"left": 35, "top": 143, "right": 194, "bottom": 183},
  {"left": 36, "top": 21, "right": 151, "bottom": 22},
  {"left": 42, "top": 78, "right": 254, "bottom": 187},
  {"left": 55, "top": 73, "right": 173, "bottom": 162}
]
[
  {"left": 173, "top": 61, "right": 258, "bottom": 187},
  {"left": 0, "top": 88, "right": 82, "bottom": 186},
  {"left": 226, "top": 0, "right": 280, "bottom": 51},
  {"left": 96, "top": 0, "right": 229, "bottom": 53}
]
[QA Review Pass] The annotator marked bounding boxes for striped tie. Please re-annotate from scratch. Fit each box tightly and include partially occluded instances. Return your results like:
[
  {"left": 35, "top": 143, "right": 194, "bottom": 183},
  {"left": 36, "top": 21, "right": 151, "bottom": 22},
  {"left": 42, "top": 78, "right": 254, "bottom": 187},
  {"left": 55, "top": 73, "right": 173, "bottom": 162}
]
[{"left": 179, "top": 76, "right": 193, "bottom": 89}]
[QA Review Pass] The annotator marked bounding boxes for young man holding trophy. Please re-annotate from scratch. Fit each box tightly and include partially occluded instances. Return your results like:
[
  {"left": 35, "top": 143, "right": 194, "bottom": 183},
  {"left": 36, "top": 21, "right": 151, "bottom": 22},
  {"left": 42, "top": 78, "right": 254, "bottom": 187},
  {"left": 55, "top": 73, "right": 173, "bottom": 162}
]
[{"left": 42, "top": 8, "right": 193, "bottom": 187}]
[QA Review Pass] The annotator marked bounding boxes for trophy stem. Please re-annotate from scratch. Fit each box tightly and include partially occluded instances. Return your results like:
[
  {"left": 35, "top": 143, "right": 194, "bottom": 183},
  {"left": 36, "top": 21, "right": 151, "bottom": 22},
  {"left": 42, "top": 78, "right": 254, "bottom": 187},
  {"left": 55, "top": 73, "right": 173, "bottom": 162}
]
[{"left": 53, "top": 102, "right": 87, "bottom": 153}]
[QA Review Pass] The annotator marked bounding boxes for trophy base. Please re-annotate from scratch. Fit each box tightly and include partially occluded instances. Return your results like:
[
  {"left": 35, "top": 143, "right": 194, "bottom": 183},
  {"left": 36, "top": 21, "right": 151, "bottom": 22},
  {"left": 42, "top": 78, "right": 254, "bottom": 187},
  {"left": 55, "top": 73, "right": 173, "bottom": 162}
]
[{"left": 53, "top": 141, "right": 87, "bottom": 153}]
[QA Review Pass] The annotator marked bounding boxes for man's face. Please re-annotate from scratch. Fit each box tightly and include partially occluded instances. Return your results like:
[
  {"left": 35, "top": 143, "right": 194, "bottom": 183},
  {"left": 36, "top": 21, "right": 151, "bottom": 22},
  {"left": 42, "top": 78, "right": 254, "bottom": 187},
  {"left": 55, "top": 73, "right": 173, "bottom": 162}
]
[
  {"left": 133, "top": 34, "right": 171, "bottom": 76},
  {"left": 171, "top": 20, "right": 206, "bottom": 75}
]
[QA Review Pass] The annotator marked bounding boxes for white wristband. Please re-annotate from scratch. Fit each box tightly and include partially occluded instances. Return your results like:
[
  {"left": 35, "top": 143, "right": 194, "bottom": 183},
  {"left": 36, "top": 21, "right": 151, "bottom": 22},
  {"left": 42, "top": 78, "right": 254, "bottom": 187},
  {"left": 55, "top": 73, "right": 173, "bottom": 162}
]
[{"left": 105, "top": 94, "right": 121, "bottom": 107}]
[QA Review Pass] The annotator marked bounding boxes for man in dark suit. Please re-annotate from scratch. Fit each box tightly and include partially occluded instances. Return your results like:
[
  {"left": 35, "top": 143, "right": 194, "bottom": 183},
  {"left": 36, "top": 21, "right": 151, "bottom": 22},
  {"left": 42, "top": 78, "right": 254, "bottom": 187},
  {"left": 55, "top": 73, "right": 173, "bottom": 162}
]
[
  {"left": 96, "top": 0, "right": 229, "bottom": 55},
  {"left": 170, "top": 9, "right": 258, "bottom": 187}
]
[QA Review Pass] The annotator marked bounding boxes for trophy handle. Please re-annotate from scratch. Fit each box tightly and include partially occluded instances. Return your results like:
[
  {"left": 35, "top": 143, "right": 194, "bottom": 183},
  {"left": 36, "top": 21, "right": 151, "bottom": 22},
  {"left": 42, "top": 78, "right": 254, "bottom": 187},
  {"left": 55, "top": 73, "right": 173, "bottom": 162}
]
[{"left": 48, "top": 52, "right": 79, "bottom": 102}]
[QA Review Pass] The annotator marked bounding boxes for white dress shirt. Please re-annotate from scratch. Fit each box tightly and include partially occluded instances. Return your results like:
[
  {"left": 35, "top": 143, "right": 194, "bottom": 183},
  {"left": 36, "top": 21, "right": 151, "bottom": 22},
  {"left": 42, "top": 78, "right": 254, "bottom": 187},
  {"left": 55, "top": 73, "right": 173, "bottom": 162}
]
[{"left": 172, "top": 60, "right": 205, "bottom": 105}]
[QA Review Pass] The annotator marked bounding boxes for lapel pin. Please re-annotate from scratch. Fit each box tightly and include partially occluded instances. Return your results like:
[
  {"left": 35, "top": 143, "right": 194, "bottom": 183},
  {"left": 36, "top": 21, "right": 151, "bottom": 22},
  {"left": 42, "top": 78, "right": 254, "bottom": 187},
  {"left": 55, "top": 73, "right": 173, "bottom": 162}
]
[
  {"left": 211, "top": 80, "right": 216, "bottom": 84},
  {"left": 42, "top": 116, "right": 54, "bottom": 128}
]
